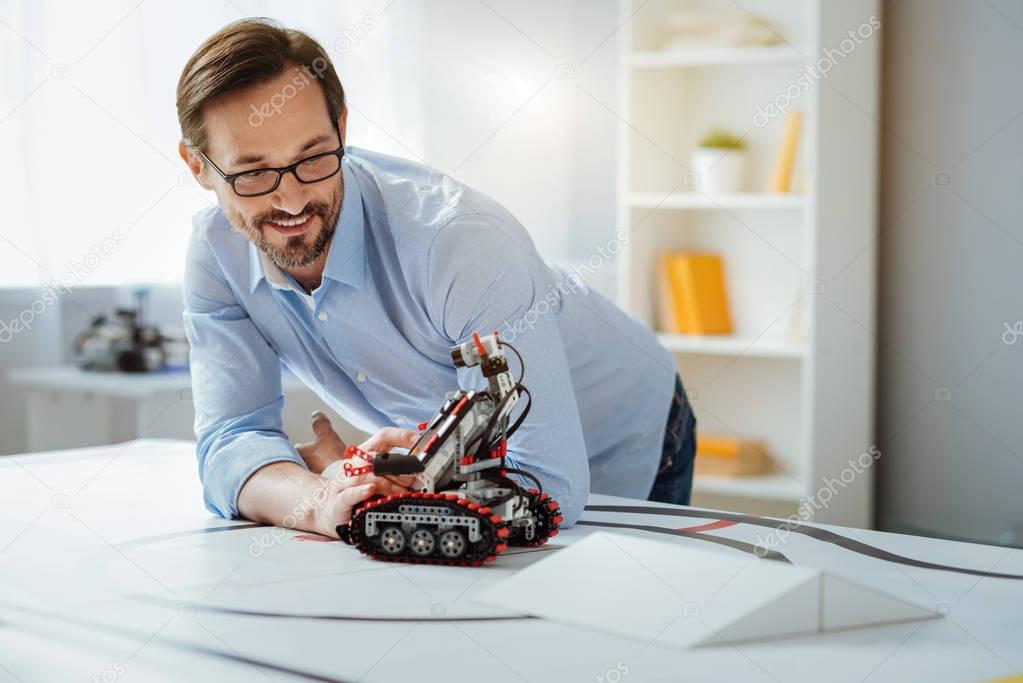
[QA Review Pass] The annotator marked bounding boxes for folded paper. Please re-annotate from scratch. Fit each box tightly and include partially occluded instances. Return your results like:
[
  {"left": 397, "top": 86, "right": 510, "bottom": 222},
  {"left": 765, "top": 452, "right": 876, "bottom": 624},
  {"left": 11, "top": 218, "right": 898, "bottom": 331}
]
[{"left": 474, "top": 532, "right": 939, "bottom": 649}]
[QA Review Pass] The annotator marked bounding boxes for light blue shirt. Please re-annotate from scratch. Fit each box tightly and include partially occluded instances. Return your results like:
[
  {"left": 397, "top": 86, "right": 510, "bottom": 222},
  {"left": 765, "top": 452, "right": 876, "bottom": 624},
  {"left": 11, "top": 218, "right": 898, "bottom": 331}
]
[{"left": 183, "top": 146, "right": 676, "bottom": 525}]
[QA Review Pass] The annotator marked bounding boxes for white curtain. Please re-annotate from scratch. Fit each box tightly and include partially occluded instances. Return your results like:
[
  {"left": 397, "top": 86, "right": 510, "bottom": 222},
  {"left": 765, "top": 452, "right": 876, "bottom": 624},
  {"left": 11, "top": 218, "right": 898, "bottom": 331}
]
[
  {"left": 0, "top": 0, "right": 425, "bottom": 288},
  {"left": 0, "top": 0, "right": 618, "bottom": 291}
]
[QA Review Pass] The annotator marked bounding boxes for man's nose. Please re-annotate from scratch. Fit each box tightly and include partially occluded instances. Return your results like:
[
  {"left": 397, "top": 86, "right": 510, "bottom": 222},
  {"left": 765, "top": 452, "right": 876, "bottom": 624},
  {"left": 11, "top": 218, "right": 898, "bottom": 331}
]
[{"left": 269, "top": 171, "right": 309, "bottom": 215}]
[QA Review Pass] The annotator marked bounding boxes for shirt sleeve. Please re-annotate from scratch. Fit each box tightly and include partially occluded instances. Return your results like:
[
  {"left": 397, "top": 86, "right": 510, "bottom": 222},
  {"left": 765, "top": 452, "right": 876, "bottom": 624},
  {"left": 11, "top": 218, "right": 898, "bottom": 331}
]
[
  {"left": 426, "top": 213, "right": 590, "bottom": 526},
  {"left": 183, "top": 229, "right": 306, "bottom": 519}
]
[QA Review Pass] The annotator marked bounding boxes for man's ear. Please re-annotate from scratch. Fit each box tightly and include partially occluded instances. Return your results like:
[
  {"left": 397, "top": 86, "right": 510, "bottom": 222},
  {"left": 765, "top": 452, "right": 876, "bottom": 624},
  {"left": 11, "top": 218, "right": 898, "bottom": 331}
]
[
  {"left": 337, "top": 106, "right": 348, "bottom": 147},
  {"left": 178, "top": 141, "right": 214, "bottom": 191}
]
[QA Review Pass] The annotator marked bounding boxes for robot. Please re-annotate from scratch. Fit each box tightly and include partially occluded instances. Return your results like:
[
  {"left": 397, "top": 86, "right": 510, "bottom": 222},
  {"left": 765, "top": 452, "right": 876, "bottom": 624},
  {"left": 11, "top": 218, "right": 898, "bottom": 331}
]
[
  {"left": 336, "top": 331, "right": 562, "bottom": 566},
  {"left": 72, "top": 290, "right": 168, "bottom": 373}
]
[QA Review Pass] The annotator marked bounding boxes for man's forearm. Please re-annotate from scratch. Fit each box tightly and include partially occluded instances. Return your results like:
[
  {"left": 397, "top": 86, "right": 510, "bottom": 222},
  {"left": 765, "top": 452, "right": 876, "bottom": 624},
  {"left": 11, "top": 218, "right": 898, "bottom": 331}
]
[{"left": 237, "top": 461, "right": 332, "bottom": 535}]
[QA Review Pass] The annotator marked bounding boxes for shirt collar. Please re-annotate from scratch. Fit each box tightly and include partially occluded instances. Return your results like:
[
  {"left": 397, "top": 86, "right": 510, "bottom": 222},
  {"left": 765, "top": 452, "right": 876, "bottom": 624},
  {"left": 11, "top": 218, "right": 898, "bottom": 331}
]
[{"left": 248, "top": 158, "right": 366, "bottom": 294}]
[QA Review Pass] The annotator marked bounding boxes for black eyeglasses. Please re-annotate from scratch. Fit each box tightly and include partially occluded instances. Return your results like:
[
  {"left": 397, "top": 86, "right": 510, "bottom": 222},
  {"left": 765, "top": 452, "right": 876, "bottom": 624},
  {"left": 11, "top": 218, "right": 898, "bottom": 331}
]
[{"left": 200, "top": 130, "right": 345, "bottom": 198}]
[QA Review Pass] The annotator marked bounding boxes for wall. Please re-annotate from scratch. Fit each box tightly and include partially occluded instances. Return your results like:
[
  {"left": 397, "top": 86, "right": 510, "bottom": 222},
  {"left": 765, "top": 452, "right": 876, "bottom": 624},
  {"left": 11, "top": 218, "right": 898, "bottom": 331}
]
[{"left": 877, "top": 0, "right": 1023, "bottom": 546}]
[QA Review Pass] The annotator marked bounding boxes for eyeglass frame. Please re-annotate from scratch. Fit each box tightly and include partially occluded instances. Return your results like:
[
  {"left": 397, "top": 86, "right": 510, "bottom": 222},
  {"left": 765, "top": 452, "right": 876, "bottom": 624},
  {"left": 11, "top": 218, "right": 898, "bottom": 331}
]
[{"left": 199, "top": 123, "right": 345, "bottom": 198}]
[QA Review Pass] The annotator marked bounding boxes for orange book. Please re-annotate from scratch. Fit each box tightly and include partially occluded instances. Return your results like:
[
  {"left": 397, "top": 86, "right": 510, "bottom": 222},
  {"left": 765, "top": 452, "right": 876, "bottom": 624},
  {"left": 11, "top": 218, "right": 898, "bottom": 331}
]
[
  {"left": 695, "top": 435, "right": 771, "bottom": 477},
  {"left": 658, "top": 252, "right": 733, "bottom": 335},
  {"left": 657, "top": 255, "right": 682, "bottom": 333}
]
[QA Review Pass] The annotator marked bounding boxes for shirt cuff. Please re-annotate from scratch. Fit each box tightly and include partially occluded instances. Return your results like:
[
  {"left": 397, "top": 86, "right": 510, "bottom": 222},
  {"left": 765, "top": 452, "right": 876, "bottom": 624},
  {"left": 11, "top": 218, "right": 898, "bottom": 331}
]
[{"left": 203, "top": 433, "right": 307, "bottom": 519}]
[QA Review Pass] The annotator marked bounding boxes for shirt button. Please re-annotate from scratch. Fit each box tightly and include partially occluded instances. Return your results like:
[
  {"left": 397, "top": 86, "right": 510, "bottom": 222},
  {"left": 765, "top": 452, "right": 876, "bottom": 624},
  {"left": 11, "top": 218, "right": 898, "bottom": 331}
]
[
  {"left": 318, "top": 311, "right": 328, "bottom": 321},
  {"left": 356, "top": 372, "right": 367, "bottom": 383},
  {"left": 395, "top": 415, "right": 408, "bottom": 424}
]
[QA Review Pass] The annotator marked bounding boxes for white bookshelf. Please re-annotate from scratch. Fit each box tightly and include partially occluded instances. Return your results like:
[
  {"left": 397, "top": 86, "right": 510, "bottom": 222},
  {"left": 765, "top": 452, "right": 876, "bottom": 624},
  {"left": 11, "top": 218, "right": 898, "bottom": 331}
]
[
  {"left": 630, "top": 45, "right": 806, "bottom": 68},
  {"left": 693, "top": 472, "right": 806, "bottom": 502},
  {"left": 630, "top": 191, "right": 806, "bottom": 210},
  {"left": 616, "top": 0, "right": 880, "bottom": 525},
  {"left": 658, "top": 333, "right": 805, "bottom": 360}
]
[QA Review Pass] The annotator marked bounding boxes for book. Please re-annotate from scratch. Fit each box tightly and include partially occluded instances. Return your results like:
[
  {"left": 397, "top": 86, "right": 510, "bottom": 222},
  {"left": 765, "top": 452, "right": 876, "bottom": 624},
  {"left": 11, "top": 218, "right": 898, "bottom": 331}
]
[
  {"left": 769, "top": 110, "right": 803, "bottom": 193},
  {"left": 657, "top": 252, "right": 733, "bottom": 335},
  {"left": 694, "top": 435, "right": 771, "bottom": 477}
]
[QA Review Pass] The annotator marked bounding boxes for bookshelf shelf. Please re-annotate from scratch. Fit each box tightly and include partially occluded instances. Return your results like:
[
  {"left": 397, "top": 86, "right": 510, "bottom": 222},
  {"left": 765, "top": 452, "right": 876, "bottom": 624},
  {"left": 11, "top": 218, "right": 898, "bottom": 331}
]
[
  {"left": 658, "top": 333, "right": 805, "bottom": 359},
  {"left": 693, "top": 472, "right": 806, "bottom": 502},
  {"left": 617, "top": 0, "right": 879, "bottom": 527},
  {"left": 630, "top": 191, "right": 805, "bottom": 211},
  {"left": 630, "top": 46, "right": 806, "bottom": 68}
]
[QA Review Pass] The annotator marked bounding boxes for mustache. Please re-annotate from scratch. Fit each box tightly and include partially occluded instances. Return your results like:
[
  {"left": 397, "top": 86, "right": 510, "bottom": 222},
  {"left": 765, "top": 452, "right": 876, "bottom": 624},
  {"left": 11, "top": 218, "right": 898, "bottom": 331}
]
[{"left": 255, "top": 201, "right": 330, "bottom": 230}]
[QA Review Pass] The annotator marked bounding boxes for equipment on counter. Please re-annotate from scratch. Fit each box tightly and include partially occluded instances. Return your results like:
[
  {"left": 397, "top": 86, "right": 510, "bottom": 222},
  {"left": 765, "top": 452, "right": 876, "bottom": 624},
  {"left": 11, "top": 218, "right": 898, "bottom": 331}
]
[
  {"left": 337, "top": 331, "right": 562, "bottom": 566},
  {"left": 71, "top": 289, "right": 172, "bottom": 373}
]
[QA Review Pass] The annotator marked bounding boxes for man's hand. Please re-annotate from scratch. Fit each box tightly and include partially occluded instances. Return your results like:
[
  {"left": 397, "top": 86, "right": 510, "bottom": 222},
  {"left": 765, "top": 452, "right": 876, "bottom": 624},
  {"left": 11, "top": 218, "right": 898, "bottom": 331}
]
[
  {"left": 238, "top": 460, "right": 418, "bottom": 540},
  {"left": 316, "top": 478, "right": 378, "bottom": 530},
  {"left": 312, "top": 472, "right": 411, "bottom": 538},
  {"left": 296, "top": 411, "right": 421, "bottom": 474},
  {"left": 295, "top": 411, "right": 347, "bottom": 474},
  {"left": 311, "top": 450, "right": 420, "bottom": 537},
  {"left": 357, "top": 426, "right": 420, "bottom": 454},
  {"left": 290, "top": 411, "right": 421, "bottom": 537}
]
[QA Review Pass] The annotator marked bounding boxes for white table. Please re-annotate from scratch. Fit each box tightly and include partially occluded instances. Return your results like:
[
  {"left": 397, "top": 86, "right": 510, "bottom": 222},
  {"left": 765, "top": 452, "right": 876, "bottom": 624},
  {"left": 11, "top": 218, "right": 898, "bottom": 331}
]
[
  {"left": 6, "top": 367, "right": 342, "bottom": 452},
  {"left": 0, "top": 440, "right": 1020, "bottom": 682}
]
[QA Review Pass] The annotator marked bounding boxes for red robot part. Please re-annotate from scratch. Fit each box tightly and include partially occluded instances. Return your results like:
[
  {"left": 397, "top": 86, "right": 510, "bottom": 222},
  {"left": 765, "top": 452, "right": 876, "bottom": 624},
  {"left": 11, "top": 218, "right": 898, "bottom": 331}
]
[
  {"left": 341, "top": 444, "right": 375, "bottom": 478},
  {"left": 508, "top": 489, "right": 562, "bottom": 547}
]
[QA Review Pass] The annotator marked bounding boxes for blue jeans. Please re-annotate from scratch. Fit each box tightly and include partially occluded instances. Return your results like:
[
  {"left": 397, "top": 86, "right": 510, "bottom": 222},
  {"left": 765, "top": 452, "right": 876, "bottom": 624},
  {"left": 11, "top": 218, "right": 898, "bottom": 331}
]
[{"left": 648, "top": 374, "right": 696, "bottom": 505}]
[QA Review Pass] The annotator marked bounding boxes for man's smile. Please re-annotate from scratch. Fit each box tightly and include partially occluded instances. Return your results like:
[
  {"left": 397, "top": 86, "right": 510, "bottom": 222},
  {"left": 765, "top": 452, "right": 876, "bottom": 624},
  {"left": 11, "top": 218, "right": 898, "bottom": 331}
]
[{"left": 265, "top": 210, "right": 316, "bottom": 237}]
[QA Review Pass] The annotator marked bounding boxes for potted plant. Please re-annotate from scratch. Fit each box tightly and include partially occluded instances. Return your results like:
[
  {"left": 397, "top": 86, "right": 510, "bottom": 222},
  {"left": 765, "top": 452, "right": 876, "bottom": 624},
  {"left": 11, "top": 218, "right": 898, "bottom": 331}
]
[{"left": 692, "top": 129, "right": 747, "bottom": 193}]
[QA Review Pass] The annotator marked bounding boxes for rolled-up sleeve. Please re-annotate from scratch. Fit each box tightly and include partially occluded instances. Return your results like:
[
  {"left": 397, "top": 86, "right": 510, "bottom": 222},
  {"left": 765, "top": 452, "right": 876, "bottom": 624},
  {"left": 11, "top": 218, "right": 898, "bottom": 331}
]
[
  {"left": 426, "top": 214, "right": 590, "bottom": 526},
  {"left": 183, "top": 228, "right": 305, "bottom": 518}
]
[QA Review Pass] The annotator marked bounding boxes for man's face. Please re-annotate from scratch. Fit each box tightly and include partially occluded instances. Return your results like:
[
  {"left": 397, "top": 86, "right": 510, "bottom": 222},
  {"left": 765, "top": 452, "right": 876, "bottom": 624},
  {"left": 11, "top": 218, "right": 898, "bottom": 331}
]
[{"left": 195, "top": 67, "right": 344, "bottom": 270}]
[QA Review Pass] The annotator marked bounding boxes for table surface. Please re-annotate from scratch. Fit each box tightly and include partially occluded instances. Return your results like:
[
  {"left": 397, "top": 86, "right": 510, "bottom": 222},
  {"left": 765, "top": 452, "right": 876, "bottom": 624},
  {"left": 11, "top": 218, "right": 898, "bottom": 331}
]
[
  {"left": 0, "top": 440, "right": 1020, "bottom": 683},
  {"left": 7, "top": 366, "right": 307, "bottom": 398}
]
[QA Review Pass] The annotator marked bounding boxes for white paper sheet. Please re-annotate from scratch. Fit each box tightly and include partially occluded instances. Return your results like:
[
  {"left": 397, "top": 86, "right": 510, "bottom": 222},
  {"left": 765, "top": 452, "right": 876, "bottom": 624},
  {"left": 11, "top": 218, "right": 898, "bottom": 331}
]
[{"left": 474, "top": 532, "right": 938, "bottom": 649}]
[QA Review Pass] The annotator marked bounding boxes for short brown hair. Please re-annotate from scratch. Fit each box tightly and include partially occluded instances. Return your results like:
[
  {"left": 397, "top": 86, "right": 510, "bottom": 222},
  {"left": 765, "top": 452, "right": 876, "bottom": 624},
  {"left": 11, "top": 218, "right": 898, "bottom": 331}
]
[{"left": 176, "top": 18, "right": 345, "bottom": 151}]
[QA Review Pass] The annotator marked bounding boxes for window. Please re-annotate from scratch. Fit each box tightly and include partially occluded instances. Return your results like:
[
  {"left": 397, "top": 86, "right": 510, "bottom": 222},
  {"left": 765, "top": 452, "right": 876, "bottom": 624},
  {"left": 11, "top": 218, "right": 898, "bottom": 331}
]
[{"left": 0, "top": 1, "right": 425, "bottom": 287}]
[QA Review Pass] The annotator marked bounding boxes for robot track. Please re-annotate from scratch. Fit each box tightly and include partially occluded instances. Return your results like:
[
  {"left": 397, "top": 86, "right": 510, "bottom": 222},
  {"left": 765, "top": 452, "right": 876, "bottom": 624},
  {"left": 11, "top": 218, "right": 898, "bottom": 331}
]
[
  {"left": 342, "top": 493, "right": 510, "bottom": 567},
  {"left": 508, "top": 489, "right": 563, "bottom": 548}
]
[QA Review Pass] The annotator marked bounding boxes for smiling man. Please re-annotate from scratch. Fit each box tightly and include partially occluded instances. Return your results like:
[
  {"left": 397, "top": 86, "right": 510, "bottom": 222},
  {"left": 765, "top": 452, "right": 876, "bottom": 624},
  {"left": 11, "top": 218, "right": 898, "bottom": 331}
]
[{"left": 177, "top": 18, "right": 695, "bottom": 538}]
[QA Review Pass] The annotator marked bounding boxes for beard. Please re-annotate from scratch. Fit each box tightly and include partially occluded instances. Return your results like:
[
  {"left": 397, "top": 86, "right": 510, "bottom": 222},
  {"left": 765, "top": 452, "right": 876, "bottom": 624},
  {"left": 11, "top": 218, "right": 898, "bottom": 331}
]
[{"left": 228, "top": 176, "right": 343, "bottom": 270}]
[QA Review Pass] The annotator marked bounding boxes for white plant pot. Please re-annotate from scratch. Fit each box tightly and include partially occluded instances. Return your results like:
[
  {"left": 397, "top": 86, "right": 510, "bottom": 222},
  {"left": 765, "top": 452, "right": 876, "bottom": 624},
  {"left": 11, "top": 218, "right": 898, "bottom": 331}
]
[{"left": 691, "top": 147, "right": 746, "bottom": 194}]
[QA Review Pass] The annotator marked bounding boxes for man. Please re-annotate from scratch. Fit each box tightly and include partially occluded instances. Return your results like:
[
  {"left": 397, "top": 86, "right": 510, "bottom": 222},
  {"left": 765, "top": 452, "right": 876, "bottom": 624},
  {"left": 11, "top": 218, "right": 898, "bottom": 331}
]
[{"left": 177, "top": 18, "right": 695, "bottom": 538}]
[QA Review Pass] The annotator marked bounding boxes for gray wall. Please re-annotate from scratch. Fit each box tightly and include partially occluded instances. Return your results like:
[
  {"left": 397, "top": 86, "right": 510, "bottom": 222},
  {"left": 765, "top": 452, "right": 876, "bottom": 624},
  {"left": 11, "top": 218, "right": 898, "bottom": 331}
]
[{"left": 878, "top": 0, "right": 1023, "bottom": 546}]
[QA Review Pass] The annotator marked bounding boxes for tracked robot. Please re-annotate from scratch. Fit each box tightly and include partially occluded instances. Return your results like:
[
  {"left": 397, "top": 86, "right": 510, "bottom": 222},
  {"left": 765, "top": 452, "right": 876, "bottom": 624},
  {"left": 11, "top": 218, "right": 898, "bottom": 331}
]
[{"left": 336, "top": 332, "right": 562, "bottom": 566}]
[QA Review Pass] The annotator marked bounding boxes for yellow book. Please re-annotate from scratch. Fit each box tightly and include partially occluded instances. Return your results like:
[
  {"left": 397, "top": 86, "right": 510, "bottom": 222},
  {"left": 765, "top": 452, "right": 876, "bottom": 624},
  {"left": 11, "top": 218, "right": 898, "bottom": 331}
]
[
  {"left": 697, "top": 435, "right": 744, "bottom": 460},
  {"left": 769, "top": 110, "right": 803, "bottom": 193},
  {"left": 695, "top": 435, "right": 771, "bottom": 477},
  {"left": 662, "top": 252, "right": 733, "bottom": 335},
  {"left": 657, "top": 254, "right": 681, "bottom": 333}
]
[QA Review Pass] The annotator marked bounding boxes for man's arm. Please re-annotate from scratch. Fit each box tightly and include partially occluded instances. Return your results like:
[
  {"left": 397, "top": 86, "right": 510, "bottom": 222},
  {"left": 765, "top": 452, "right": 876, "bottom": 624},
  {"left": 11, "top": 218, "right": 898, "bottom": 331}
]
[
  {"left": 426, "top": 213, "right": 590, "bottom": 525},
  {"left": 183, "top": 229, "right": 390, "bottom": 535},
  {"left": 236, "top": 460, "right": 394, "bottom": 536}
]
